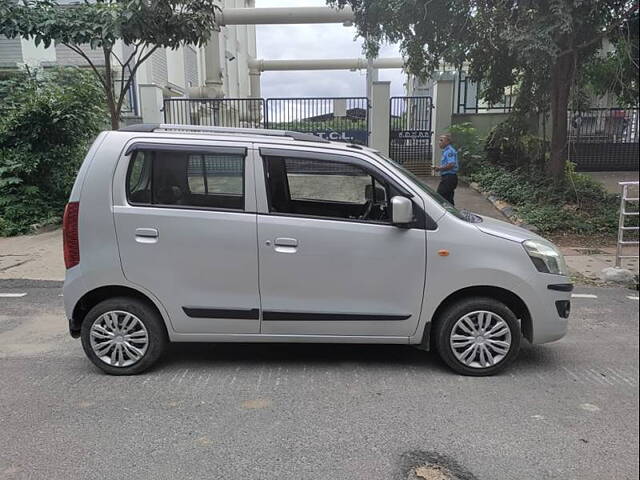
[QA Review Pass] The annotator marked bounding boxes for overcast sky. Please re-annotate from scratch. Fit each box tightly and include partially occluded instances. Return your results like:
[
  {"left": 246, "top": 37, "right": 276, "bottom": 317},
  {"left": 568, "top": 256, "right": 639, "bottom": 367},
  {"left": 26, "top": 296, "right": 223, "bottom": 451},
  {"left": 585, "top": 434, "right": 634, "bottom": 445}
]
[{"left": 254, "top": 0, "right": 406, "bottom": 98}]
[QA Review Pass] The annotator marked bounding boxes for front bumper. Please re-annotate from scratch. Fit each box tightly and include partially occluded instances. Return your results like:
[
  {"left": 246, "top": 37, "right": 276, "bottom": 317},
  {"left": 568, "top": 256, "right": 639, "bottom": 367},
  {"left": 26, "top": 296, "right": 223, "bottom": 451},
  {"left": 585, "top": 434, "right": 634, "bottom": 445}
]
[{"left": 527, "top": 278, "right": 572, "bottom": 344}]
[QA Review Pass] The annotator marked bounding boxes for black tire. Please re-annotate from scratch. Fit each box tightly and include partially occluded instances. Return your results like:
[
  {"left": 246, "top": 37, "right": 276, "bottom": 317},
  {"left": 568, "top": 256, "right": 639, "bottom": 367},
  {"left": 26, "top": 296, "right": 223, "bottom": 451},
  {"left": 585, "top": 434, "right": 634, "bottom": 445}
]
[
  {"left": 80, "top": 296, "right": 168, "bottom": 375},
  {"left": 433, "top": 297, "right": 521, "bottom": 376}
]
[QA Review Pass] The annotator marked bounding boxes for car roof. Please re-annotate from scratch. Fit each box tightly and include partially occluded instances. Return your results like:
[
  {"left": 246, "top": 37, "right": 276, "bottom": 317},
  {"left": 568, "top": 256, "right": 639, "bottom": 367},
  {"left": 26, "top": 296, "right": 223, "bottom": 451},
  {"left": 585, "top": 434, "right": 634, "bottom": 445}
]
[{"left": 118, "top": 123, "right": 379, "bottom": 156}]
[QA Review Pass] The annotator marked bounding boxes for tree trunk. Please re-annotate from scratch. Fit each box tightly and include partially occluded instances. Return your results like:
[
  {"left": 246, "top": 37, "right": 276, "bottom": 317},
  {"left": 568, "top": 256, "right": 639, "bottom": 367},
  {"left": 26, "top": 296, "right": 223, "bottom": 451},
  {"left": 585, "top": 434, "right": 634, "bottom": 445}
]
[
  {"left": 548, "top": 50, "right": 575, "bottom": 179},
  {"left": 103, "top": 48, "right": 120, "bottom": 130}
]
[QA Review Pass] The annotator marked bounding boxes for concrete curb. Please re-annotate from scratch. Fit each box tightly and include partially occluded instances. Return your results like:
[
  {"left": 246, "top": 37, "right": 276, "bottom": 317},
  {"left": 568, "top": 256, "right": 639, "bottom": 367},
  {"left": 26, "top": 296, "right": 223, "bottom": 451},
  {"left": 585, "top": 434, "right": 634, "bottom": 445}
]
[
  {"left": 31, "top": 219, "right": 61, "bottom": 235},
  {"left": 466, "top": 181, "right": 539, "bottom": 233}
]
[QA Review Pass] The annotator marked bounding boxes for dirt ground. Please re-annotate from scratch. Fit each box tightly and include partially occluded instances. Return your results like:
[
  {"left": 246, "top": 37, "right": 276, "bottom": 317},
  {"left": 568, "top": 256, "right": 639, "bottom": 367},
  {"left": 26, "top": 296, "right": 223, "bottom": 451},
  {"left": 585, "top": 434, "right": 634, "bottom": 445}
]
[{"left": 548, "top": 232, "right": 618, "bottom": 249}]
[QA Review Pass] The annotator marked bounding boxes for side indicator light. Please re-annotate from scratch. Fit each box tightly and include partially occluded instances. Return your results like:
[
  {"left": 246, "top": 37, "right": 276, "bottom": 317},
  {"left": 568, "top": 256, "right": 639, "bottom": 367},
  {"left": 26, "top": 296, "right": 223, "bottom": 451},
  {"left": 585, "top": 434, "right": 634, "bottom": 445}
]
[{"left": 438, "top": 249, "right": 450, "bottom": 257}]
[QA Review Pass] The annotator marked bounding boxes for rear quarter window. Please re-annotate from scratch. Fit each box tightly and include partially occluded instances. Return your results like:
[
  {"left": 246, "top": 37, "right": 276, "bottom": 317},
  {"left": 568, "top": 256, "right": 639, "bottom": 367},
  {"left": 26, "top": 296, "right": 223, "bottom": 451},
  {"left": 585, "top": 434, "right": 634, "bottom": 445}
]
[{"left": 127, "top": 151, "right": 152, "bottom": 204}]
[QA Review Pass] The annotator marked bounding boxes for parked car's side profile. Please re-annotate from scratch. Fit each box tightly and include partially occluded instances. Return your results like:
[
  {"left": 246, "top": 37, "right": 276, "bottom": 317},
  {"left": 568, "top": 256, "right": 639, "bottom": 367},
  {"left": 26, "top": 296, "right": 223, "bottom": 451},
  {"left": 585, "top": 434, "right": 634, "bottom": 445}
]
[{"left": 63, "top": 125, "right": 571, "bottom": 376}]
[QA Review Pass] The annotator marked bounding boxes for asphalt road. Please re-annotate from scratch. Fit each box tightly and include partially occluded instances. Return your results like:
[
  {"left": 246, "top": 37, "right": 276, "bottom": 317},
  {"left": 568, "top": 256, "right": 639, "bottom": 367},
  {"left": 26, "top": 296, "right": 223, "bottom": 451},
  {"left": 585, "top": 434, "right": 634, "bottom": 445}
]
[{"left": 0, "top": 280, "right": 638, "bottom": 480}]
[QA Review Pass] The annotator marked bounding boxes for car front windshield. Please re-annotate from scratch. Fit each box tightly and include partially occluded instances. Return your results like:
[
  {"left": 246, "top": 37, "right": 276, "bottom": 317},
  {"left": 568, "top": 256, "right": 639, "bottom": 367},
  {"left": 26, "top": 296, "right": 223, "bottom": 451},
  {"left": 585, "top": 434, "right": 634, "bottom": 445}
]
[{"left": 373, "top": 152, "right": 473, "bottom": 221}]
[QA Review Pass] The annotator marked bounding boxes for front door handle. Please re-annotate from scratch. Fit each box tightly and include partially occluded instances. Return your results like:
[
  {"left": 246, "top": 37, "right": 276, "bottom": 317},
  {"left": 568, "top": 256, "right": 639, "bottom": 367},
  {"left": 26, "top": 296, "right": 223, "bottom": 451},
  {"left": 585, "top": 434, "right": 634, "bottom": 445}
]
[
  {"left": 135, "top": 228, "right": 159, "bottom": 244},
  {"left": 274, "top": 237, "right": 298, "bottom": 247}
]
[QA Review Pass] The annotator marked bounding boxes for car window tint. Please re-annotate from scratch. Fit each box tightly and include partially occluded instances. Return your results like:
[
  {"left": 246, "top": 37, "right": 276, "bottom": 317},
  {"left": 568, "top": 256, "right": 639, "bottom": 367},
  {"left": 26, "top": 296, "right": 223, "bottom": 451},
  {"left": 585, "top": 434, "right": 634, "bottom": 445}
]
[
  {"left": 187, "top": 154, "right": 244, "bottom": 196},
  {"left": 285, "top": 158, "right": 371, "bottom": 204},
  {"left": 127, "top": 149, "right": 245, "bottom": 211},
  {"left": 264, "top": 155, "right": 391, "bottom": 222},
  {"left": 126, "top": 151, "right": 152, "bottom": 204}
]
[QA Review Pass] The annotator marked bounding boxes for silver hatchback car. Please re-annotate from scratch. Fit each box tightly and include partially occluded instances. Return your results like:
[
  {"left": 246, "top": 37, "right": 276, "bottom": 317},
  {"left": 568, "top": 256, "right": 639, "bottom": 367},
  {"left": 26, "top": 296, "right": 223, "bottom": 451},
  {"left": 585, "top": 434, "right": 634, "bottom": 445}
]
[{"left": 63, "top": 124, "right": 571, "bottom": 376}]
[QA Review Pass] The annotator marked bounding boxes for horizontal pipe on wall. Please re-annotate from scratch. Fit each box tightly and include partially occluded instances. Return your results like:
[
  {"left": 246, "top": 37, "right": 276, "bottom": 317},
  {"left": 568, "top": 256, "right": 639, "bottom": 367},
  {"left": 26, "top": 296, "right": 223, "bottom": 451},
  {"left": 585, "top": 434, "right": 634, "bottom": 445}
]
[
  {"left": 250, "top": 58, "right": 404, "bottom": 72},
  {"left": 219, "top": 6, "right": 355, "bottom": 26}
]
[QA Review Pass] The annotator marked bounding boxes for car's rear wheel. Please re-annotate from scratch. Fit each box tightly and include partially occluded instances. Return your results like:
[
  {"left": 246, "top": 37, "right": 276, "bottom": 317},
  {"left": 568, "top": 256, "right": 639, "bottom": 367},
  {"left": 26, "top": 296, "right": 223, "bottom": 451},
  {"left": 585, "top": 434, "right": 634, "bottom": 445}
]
[
  {"left": 80, "top": 297, "right": 167, "bottom": 375},
  {"left": 434, "top": 297, "right": 521, "bottom": 376}
]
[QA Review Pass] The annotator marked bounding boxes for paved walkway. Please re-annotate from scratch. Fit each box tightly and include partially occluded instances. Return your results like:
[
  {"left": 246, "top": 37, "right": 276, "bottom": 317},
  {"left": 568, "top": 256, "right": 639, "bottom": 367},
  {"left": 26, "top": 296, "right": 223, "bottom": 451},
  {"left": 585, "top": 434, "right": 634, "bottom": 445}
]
[
  {"left": 0, "top": 230, "right": 63, "bottom": 281},
  {"left": 583, "top": 171, "right": 639, "bottom": 194},
  {"left": 562, "top": 246, "right": 639, "bottom": 282},
  {"left": 420, "top": 176, "right": 507, "bottom": 220}
]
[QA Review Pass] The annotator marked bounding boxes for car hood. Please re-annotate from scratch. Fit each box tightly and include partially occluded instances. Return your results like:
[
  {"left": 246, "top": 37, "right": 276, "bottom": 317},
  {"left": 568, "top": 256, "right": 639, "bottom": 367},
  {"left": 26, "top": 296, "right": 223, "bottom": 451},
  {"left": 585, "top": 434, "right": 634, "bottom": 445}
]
[{"left": 474, "top": 215, "right": 544, "bottom": 243}]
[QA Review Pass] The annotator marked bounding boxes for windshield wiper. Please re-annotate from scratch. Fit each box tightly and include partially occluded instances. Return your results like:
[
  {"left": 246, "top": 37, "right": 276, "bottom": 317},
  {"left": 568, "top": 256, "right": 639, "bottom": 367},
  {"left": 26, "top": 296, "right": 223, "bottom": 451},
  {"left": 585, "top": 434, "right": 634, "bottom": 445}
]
[{"left": 460, "top": 209, "right": 483, "bottom": 223}]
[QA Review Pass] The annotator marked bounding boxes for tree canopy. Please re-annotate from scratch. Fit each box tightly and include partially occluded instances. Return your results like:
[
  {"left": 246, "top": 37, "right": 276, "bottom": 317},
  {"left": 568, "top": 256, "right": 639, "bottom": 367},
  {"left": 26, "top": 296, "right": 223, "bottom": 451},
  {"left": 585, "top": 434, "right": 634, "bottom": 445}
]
[
  {"left": 582, "top": 11, "right": 639, "bottom": 107},
  {"left": 329, "top": 0, "right": 639, "bottom": 177},
  {"left": 0, "top": 0, "right": 219, "bottom": 128}
]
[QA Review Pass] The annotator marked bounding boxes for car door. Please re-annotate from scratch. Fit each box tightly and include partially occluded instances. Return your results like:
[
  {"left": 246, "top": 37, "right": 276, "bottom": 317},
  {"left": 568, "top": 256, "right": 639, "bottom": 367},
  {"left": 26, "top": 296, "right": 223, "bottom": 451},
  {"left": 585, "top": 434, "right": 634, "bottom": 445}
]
[
  {"left": 256, "top": 146, "right": 427, "bottom": 337},
  {"left": 113, "top": 141, "right": 261, "bottom": 334}
]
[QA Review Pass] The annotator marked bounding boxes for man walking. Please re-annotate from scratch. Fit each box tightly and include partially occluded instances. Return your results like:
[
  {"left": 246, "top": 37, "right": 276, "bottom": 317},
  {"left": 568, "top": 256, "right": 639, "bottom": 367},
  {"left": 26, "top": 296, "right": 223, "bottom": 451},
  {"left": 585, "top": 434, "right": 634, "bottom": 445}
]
[{"left": 434, "top": 134, "right": 459, "bottom": 205}]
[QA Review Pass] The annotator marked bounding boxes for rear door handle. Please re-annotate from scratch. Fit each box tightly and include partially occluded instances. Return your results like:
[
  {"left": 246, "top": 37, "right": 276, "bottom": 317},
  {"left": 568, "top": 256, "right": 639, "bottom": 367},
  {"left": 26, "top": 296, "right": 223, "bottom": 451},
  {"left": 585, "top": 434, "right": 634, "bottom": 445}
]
[
  {"left": 273, "top": 237, "right": 298, "bottom": 253},
  {"left": 136, "top": 228, "right": 158, "bottom": 238},
  {"left": 274, "top": 237, "right": 298, "bottom": 247},
  {"left": 135, "top": 228, "right": 159, "bottom": 243}
]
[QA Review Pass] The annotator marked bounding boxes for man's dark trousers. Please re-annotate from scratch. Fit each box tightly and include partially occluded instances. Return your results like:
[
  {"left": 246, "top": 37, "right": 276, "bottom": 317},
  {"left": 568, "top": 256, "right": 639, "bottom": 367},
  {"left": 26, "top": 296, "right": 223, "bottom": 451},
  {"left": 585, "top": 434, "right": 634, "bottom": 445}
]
[{"left": 437, "top": 174, "right": 458, "bottom": 205}]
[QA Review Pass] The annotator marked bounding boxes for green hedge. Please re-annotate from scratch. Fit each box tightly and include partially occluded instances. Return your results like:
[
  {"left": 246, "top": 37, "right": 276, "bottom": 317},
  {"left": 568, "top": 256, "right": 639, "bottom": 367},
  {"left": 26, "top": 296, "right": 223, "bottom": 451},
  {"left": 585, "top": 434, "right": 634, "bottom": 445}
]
[{"left": 0, "top": 68, "right": 108, "bottom": 236}]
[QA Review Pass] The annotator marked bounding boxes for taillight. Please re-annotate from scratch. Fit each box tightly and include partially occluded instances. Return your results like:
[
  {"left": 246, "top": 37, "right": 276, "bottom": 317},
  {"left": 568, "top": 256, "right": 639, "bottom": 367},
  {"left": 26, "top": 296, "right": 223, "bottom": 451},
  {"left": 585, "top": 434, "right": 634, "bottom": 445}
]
[{"left": 63, "top": 202, "right": 80, "bottom": 269}]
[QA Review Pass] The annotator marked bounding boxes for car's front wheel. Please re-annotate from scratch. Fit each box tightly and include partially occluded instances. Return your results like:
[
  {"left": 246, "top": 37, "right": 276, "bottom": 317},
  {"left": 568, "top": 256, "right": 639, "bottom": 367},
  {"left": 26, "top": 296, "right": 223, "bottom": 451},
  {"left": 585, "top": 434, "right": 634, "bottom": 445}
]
[
  {"left": 434, "top": 297, "right": 521, "bottom": 376},
  {"left": 80, "top": 297, "right": 167, "bottom": 375}
]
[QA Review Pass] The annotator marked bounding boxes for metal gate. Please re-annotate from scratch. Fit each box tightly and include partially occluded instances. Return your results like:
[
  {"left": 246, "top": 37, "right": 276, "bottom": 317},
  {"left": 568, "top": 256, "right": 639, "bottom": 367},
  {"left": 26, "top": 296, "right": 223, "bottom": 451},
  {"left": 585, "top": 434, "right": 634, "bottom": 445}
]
[
  {"left": 265, "top": 97, "right": 369, "bottom": 145},
  {"left": 568, "top": 108, "right": 639, "bottom": 171},
  {"left": 163, "top": 98, "right": 264, "bottom": 128},
  {"left": 389, "top": 96, "right": 433, "bottom": 175}
]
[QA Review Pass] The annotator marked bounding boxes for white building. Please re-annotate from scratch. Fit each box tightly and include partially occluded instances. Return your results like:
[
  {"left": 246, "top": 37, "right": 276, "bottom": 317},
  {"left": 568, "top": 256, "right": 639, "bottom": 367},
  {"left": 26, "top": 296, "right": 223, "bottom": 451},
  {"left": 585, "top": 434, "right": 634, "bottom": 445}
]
[{"left": 0, "top": 0, "right": 258, "bottom": 124}]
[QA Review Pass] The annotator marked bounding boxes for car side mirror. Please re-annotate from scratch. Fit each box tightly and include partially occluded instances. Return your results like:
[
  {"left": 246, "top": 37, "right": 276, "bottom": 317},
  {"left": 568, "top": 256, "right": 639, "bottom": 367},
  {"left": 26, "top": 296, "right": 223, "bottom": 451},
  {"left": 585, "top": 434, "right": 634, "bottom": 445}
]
[{"left": 391, "top": 196, "right": 413, "bottom": 226}]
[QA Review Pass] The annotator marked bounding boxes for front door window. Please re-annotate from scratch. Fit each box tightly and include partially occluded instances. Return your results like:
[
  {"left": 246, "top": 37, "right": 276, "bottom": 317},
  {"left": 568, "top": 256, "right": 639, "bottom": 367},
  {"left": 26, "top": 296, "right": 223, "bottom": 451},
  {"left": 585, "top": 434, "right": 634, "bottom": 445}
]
[{"left": 263, "top": 155, "right": 393, "bottom": 223}]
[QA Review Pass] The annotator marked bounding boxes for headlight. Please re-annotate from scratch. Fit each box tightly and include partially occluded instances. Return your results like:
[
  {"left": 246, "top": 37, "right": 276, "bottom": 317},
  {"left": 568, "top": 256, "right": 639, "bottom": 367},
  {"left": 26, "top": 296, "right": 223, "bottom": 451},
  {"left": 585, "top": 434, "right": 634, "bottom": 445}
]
[{"left": 523, "top": 239, "right": 568, "bottom": 276}]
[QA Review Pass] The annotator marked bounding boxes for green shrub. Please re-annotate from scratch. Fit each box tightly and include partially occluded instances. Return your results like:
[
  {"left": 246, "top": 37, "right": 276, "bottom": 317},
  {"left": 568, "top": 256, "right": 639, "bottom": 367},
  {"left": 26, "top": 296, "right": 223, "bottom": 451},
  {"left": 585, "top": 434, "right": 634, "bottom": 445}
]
[
  {"left": 447, "top": 122, "right": 485, "bottom": 175},
  {"left": 467, "top": 114, "right": 623, "bottom": 235},
  {"left": 0, "top": 68, "right": 107, "bottom": 236},
  {"left": 485, "top": 116, "right": 547, "bottom": 173},
  {"left": 468, "top": 162, "right": 620, "bottom": 234}
]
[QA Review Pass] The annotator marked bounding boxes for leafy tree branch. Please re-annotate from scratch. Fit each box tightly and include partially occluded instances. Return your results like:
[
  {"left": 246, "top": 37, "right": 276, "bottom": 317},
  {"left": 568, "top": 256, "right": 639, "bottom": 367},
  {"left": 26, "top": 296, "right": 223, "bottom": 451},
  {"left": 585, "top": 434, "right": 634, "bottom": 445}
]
[
  {"left": 329, "top": 0, "right": 639, "bottom": 179},
  {"left": 1, "top": 0, "right": 220, "bottom": 129}
]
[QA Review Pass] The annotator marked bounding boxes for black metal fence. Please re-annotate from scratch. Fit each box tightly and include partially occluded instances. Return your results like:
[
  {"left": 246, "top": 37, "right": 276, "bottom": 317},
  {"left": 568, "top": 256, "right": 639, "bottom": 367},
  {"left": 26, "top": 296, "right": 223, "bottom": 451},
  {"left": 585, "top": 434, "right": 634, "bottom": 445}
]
[
  {"left": 163, "top": 98, "right": 265, "bottom": 128},
  {"left": 265, "top": 97, "right": 369, "bottom": 145},
  {"left": 163, "top": 97, "right": 370, "bottom": 145},
  {"left": 568, "top": 108, "right": 639, "bottom": 171},
  {"left": 389, "top": 96, "right": 433, "bottom": 175},
  {"left": 456, "top": 71, "right": 514, "bottom": 114}
]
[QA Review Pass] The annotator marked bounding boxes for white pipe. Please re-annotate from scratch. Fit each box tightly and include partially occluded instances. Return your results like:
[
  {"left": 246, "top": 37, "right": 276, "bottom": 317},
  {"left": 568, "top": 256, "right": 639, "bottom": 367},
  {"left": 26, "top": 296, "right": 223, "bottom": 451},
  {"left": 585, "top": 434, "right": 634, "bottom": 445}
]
[
  {"left": 204, "top": 33, "right": 223, "bottom": 92},
  {"left": 219, "top": 6, "right": 355, "bottom": 26},
  {"left": 250, "top": 58, "right": 404, "bottom": 72},
  {"left": 249, "top": 70, "right": 261, "bottom": 98}
]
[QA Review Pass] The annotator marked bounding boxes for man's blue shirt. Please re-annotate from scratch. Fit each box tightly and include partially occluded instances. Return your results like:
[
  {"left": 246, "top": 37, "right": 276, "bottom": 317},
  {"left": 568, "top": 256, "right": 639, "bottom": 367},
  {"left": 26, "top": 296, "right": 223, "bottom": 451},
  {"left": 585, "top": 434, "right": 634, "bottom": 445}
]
[{"left": 440, "top": 144, "right": 459, "bottom": 176}]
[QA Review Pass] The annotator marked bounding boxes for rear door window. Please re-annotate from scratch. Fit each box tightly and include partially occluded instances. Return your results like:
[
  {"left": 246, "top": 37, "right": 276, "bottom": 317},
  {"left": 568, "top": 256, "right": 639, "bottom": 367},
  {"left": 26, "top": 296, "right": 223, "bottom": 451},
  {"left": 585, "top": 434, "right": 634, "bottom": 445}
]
[
  {"left": 187, "top": 154, "right": 244, "bottom": 197},
  {"left": 126, "top": 147, "right": 245, "bottom": 211}
]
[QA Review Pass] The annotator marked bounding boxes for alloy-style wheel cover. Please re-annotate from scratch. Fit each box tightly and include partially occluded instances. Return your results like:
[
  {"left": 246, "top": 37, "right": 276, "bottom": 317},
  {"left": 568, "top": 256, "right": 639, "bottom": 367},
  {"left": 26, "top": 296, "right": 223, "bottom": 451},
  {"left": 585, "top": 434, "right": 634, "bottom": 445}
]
[
  {"left": 89, "top": 310, "right": 149, "bottom": 367},
  {"left": 449, "top": 310, "right": 512, "bottom": 369}
]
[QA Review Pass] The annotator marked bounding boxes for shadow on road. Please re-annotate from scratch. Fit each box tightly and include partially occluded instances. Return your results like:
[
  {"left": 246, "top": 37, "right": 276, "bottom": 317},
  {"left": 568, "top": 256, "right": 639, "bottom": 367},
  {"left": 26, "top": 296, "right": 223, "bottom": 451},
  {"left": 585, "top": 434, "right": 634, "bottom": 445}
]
[
  {"left": 164, "top": 342, "right": 443, "bottom": 370},
  {"left": 149, "top": 341, "right": 560, "bottom": 376}
]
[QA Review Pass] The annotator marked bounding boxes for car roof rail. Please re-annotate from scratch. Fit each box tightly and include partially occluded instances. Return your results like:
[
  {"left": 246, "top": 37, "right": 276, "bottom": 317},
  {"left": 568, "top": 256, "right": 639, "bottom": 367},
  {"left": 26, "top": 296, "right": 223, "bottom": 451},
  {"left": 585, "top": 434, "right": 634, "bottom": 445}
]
[{"left": 119, "top": 123, "right": 330, "bottom": 143}]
